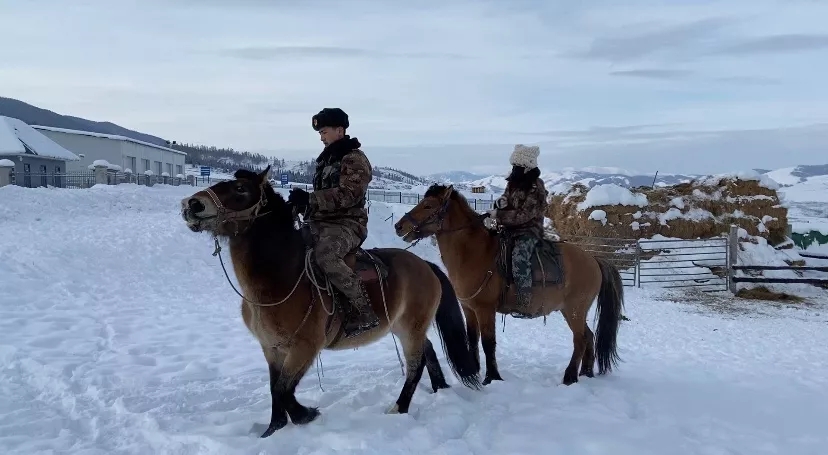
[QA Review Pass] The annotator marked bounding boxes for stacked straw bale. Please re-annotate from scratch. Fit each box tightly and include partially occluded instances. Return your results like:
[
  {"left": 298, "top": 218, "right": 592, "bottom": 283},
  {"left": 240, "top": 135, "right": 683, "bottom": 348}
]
[{"left": 548, "top": 176, "right": 788, "bottom": 245}]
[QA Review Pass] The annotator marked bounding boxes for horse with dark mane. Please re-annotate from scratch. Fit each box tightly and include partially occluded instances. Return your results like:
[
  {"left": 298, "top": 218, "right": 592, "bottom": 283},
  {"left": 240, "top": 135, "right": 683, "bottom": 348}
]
[
  {"left": 394, "top": 184, "right": 625, "bottom": 386},
  {"left": 181, "top": 168, "right": 481, "bottom": 437}
]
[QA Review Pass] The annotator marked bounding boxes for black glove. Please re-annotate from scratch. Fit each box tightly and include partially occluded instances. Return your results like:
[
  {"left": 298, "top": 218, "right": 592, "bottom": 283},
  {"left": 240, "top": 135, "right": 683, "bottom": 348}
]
[{"left": 288, "top": 188, "right": 310, "bottom": 212}]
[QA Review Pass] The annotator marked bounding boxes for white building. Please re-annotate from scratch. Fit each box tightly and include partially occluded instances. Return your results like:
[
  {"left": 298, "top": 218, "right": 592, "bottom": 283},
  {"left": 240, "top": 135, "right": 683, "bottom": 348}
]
[
  {"left": 0, "top": 116, "right": 80, "bottom": 179},
  {"left": 32, "top": 125, "right": 187, "bottom": 176}
]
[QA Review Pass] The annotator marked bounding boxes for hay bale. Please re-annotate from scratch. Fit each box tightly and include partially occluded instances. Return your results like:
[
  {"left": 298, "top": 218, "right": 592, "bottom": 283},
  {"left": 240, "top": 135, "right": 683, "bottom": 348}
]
[{"left": 548, "top": 173, "right": 788, "bottom": 244}]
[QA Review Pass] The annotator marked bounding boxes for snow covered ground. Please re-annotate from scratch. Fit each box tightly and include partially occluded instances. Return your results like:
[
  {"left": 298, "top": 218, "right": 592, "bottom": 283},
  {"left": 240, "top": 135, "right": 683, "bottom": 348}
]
[{"left": 2, "top": 183, "right": 828, "bottom": 454}]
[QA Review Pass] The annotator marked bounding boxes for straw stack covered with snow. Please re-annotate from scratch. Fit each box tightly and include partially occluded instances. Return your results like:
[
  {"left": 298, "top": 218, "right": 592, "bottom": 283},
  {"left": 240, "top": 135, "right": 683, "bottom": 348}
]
[{"left": 548, "top": 171, "right": 788, "bottom": 244}]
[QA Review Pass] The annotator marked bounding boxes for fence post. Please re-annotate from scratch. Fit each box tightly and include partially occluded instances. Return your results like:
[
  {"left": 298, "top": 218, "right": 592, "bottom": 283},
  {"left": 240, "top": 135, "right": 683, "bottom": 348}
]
[
  {"left": 727, "top": 224, "right": 739, "bottom": 293},
  {"left": 635, "top": 241, "right": 642, "bottom": 288},
  {"left": 94, "top": 164, "right": 108, "bottom": 185},
  {"left": 0, "top": 160, "right": 13, "bottom": 187}
]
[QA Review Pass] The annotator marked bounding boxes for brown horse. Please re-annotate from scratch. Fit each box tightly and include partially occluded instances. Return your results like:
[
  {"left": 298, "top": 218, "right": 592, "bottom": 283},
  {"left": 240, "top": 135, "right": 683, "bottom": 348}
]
[
  {"left": 180, "top": 168, "right": 481, "bottom": 438},
  {"left": 394, "top": 184, "right": 625, "bottom": 386}
]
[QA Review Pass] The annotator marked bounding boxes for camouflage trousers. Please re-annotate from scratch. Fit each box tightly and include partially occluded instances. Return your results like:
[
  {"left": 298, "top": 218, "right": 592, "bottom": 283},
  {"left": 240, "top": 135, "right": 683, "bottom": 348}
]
[
  {"left": 310, "top": 221, "right": 368, "bottom": 306},
  {"left": 512, "top": 234, "right": 536, "bottom": 293}
]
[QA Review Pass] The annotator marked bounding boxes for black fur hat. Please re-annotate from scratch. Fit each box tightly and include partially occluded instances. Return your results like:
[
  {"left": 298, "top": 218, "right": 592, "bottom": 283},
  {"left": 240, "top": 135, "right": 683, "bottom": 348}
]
[{"left": 312, "top": 108, "right": 349, "bottom": 131}]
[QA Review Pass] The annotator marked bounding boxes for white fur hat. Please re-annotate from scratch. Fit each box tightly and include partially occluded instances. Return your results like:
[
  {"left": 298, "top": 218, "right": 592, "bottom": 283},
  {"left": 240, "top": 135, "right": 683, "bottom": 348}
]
[{"left": 509, "top": 144, "right": 539, "bottom": 169}]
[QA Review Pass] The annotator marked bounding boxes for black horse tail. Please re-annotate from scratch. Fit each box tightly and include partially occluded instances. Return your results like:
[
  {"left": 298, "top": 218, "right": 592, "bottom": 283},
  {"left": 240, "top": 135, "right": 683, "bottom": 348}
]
[
  {"left": 594, "top": 256, "right": 625, "bottom": 375},
  {"left": 427, "top": 261, "right": 483, "bottom": 390}
]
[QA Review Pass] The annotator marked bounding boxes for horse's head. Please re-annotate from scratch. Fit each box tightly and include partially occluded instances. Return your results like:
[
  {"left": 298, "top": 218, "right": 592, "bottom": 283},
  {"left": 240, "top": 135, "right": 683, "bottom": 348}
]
[
  {"left": 181, "top": 165, "right": 283, "bottom": 237},
  {"left": 394, "top": 184, "right": 456, "bottom": 242}
]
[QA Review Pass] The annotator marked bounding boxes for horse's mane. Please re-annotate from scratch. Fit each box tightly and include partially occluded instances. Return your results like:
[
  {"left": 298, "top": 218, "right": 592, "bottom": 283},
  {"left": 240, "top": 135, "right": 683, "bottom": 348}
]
[
  {"left": 226, "top": 169, "right": 304, "bottom": 284},
  {"left": 424, "top": 184, "right": 478, "bottom": 216},
  {"left": 233, "top": 169, "right": 295, "bottom": 232}
]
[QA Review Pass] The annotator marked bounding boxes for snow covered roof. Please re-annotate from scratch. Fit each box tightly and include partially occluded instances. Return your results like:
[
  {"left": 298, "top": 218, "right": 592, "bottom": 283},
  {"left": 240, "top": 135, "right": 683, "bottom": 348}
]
[
  {"left": 0, "top": 116, "right": 80, "bottom": 161},
  {"left": 32, "top": 125, "right": 187, "bottom": 156}
]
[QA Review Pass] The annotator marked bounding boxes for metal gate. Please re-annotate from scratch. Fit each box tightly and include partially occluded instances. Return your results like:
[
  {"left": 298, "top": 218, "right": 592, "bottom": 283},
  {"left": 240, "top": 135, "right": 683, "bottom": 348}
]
[
  {"left": 637, "top": 237, "right": 729, "bottom": 291},
  {"left": 564, "top": 236, "right": 639, "bottom": 287}
]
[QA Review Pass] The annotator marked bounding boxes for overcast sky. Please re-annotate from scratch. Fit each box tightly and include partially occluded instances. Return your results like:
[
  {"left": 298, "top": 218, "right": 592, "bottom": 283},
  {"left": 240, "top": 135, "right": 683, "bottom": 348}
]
[{"left": 1, "top": 0, "right": 826, "bottom": 176}]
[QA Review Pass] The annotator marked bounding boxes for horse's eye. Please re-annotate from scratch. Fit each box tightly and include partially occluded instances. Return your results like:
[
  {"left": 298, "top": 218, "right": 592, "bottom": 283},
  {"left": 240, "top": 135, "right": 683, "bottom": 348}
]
[{"left": 235, "top": 184, "right": 246, "bottom": 193}]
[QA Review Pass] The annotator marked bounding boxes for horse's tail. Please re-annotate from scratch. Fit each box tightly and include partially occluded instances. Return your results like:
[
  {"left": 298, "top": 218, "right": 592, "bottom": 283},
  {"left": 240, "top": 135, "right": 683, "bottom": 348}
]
[
  {"left": 427, "top": 261, "right": 483, "bottom": 390},
  {"left": 594, "top": 256, "right": 625, "bottom": 375}
]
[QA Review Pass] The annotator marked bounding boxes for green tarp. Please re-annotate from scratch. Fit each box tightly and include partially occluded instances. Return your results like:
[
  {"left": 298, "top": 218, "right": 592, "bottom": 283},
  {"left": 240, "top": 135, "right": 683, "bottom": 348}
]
[{"left": 791, "top": 230, "right": 828, "bottom": 250}]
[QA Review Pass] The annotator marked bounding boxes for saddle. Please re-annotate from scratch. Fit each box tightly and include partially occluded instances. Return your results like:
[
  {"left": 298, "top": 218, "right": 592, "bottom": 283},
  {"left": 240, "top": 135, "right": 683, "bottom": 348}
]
[
  {"left": 495, "top": 231, "right": 565, "bottom": 313},
  {"left": 299, "top": 224, "right": 390, "bottom": 286}
]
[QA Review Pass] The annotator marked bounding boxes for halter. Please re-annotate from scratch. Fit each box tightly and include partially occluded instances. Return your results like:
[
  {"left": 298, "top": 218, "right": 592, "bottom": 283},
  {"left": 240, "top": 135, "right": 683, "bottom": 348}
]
[
  {"left": 398, "top": 195, "right": 452, "bottom": 239},
  {"left": 400, "top": 187, "right": 497, "bottom": 301},
  {"left": 203, "top": 178, "right": 270, "bottom": 236},
  {"left": 398, "top": 187, "right": 487, "bottom": 247}
]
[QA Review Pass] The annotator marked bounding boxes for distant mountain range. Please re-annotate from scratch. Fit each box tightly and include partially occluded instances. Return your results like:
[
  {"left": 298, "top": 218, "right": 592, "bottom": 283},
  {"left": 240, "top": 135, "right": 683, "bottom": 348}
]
[
  {"left": 0, "top": 96, "right": 169, "bottom": 146},
  {"left": 0, "top": 97, "right": 431, "bottom": 188},
  {"left": 426, "top": 170, "right": 488, "bottom": 183},
  {"left": 3, "top": 96, "right": 826, "bottom": 196},
  {"left": 445, "top": 168, "right": 700, "bottom": 195}
]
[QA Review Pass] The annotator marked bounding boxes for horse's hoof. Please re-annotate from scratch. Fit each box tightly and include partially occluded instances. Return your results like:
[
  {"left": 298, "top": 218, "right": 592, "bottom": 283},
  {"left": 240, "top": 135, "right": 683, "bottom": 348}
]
[
  {"left": 259, "top": 420, "right": 287, "bottom": 438},
  {"left": 562, "top": 374, "right": 578, "bottom": 386},
  {"left": 291, "top": 407, "right": 321, "bottom": 425},
  {"left": 385, "top": 403, "right": 400, "bottom": 414},
  {"left": 483, "top": 375, "right": 503, "bottom": 385},
  {"left": 431, "top": 383, "right": 450, "bottom": 393}
]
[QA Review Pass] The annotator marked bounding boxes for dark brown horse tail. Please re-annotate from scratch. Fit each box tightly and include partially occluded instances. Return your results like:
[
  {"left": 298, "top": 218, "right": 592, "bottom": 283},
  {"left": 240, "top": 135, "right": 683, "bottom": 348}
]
[
  {"left": 594, "top": 256, "right": 625, "bottom": 375},
  {"left": 427, "top": 261, "right": 483, "bottom": 390}
]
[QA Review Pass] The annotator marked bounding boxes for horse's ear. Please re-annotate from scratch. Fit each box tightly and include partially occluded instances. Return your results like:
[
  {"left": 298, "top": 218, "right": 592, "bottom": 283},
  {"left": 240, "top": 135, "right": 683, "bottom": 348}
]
[
  {"left": 258, "top": 165, "right": 272, "bottom": 182},
  {"left": 442, "top": 185, "right": 454, "bottom": 199}
]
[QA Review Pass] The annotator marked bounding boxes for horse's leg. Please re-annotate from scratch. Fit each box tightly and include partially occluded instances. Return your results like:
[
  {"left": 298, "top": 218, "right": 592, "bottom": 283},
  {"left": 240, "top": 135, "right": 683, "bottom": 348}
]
[
  {"left": 423, "top": 337, "right": 450, "bottom": 392},
  {"left": 260, "top": 345, "right": 319, "bottom": 437},
  {"left": 283, "top": 355, "right": 321, "bottom": 425},
  {"left": 388, "top": 330, "right": 428, "bottom": 414},
  {"left": 479, "top": 307, "right": 503, "bottom": 385},
  {"left": 560, "top": 305, "right": 588, "bottom": 386},
  {"left": 260, "top": 347, "right": 289, "bottom": 437},
  {"left": 462, "top": 305, "right": 481, "bottom": 372},
  {"left": 579, "top": 323, "right": 596, "bottom": 378}
]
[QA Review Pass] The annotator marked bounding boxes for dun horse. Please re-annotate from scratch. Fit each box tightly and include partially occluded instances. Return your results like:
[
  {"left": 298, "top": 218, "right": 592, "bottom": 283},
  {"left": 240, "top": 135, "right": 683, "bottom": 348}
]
[
  {"left": 181, "top": 168, "right": 481, "bottom": 437},
  {"left": 394, "top": 184, "right": 625, "bottom": 386}
]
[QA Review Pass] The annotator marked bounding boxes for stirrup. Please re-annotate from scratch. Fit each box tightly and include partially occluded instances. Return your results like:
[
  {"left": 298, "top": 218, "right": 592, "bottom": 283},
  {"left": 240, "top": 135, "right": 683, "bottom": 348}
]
[
  {"left": 343, "top": 313, "right": 379, "bottom": 338},
  {"left": 511, "top": 292, "right": 532, "bottom": 319}
]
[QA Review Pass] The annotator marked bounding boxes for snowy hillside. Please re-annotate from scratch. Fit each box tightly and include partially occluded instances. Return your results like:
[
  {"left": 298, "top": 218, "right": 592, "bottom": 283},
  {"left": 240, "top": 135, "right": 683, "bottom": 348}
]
[
  {"left": 426, "top": 170, "right": 487, "bottom": 183},
  {"left": 2, "top": 183, "right": 828, "bottom": 454},
  {"left": 763, "top": 164, "right": 828, "bottom": 252},
  {"left": 184, "top": 162, "right": 431, "bottom": 191},
  {"left": 765, "top": 164, "right": 828, "bottom": 204},
  {"left": 448, "top": 167, "right": 698, "bottom": 195}
]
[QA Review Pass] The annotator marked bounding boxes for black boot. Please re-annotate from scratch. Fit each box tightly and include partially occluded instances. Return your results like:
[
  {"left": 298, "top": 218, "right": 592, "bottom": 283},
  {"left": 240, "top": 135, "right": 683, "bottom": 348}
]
[
  {"left": 510, "top": 290, "right": 533, "bottom": 319},
  {"left": 343, "top": 282, "right": 380, "bottom": 338}
]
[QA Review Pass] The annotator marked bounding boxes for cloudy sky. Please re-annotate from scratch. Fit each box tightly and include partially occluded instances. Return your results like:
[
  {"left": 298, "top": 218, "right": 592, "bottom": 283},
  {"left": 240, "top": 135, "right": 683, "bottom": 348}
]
[{"left": 1, "top": 0, "right": 827, "bottom": 176}]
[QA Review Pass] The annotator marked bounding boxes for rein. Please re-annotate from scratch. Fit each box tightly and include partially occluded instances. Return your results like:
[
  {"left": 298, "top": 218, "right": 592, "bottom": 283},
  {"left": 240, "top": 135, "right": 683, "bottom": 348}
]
[
  {"left": 400, "top": 189, "right": 497, "bottom": 301},
  {"left": 202, "top": 182, "right": 404, "bottom": 381},
  {"left": 204, "top": 183, "right": 271, "bottom": 237}
]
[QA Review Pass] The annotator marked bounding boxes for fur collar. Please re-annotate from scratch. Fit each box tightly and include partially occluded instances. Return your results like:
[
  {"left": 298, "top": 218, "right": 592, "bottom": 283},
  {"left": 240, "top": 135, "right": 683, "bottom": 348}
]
[{"left": 316, "top": 136, "right": 361, "bottom": 164}]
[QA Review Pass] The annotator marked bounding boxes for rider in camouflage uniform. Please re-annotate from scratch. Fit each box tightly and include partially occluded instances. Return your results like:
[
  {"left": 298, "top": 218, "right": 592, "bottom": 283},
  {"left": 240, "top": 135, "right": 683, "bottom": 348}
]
[
  {"left": 287, "top": 108, "right": 380, "bottom": 337},
  {"left": 485, "top": 144, "right": 548, "bottom": 318}
]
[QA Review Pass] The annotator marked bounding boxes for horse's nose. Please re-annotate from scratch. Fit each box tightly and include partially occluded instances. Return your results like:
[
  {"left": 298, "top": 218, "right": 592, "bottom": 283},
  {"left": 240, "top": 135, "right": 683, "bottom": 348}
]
[{"left": 188, "top": 198, "right": 205, "bottom": 214}]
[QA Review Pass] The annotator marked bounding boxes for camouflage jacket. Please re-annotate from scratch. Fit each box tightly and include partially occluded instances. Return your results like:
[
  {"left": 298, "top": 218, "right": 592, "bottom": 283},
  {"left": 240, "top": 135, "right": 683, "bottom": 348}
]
[
  {"left": 494, "top": 177, "right": 549, "bottom": 237},
  {"left": 307, "top": 136, "right": 372, "bottom": 237}
]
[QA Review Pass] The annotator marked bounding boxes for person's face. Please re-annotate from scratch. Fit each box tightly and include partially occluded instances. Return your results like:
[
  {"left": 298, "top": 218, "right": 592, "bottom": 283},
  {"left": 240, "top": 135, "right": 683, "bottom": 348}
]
[{"left": 318, "top": 126, "right": 345, "bottom": 147}]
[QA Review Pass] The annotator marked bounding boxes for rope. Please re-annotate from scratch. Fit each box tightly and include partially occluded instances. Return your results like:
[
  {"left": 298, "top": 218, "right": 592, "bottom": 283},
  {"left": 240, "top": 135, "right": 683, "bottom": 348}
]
[
  {"left": 374, "top": 260, "right": 404, "bottom": 375},
  {"left": 212, "top": 227, "right": 404, "bottom": 379}
]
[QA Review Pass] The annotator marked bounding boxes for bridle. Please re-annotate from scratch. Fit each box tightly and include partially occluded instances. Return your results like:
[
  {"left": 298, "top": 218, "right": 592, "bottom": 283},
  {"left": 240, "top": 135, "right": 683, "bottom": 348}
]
[
  {"left": 398, "top": 187, "right": 488, "bottom": 248},
  {"left": 399, "top": 187, "right": 497, "bottom": 301},
  {"left": 397, "top": 196, "right": 451, "bottom": 242},
  {"left": 202, "top": 178, "right": 271, "bottom": 237}
]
